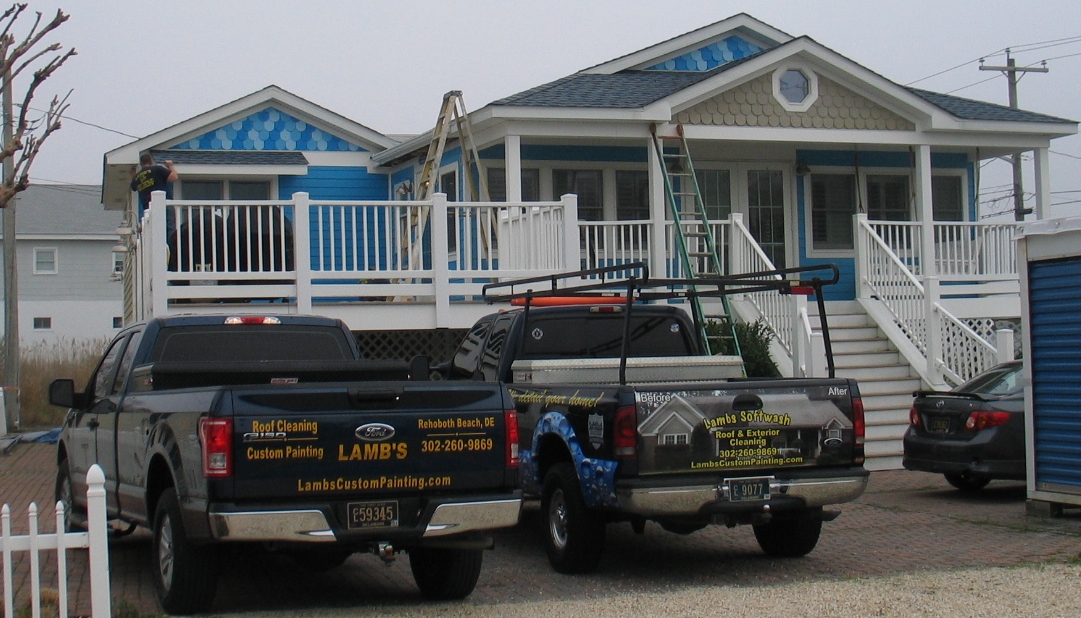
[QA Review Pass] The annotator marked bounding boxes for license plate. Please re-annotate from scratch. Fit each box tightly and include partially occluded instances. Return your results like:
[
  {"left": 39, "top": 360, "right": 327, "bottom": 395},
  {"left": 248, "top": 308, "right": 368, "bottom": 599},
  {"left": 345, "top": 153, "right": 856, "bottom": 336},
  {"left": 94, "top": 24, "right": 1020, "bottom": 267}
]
[
  {"left": 929, "top": 417, "right": 950, "bottom": 433},
  {"left": 347, "top": 500, "right": 399, "bottom": 529},
  {"left": 727, "top": 477, "right": 771, "bottom": 502}
]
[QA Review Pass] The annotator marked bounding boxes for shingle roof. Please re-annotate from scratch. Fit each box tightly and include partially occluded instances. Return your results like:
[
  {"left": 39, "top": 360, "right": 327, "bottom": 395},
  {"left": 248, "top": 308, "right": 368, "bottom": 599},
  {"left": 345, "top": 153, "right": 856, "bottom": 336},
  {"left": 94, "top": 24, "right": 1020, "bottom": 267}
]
[
  {"left": 491, "top": 69, "right": 728, "bottom": 108},
  {"left": 149, "top": 150, "right": 309, "bottom": 165},
  {"left": 906, "top": 88, "right": 1075, "bottom": 124},
  {"left": 14, "top": 184, "right": 119, "bottom": 235}
]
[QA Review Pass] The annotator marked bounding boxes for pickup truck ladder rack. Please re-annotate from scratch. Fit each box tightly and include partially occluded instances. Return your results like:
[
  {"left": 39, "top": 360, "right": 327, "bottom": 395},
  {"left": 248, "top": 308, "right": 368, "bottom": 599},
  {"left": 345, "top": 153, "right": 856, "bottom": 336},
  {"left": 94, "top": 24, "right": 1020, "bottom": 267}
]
[
  {"left": 483, "top": 262, "right": 841, "bottom": 381},
  {"left": 407, "top": 91, "right": 490, "bottom": 270},
  {"left": 650, "top": 123, "right": 738, "bottom": 358}
]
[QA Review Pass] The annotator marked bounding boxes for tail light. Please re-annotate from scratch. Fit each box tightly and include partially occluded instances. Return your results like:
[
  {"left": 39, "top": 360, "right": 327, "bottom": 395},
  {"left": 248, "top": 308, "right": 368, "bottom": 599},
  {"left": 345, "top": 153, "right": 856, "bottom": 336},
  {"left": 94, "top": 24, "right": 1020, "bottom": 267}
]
[
  {"left": 613, "top": 405, "right": 638, "bottom": 457},
  {"left": 852, "top": 397, "right": 865, "bottom": 446},
  {"left": 199, "top": 417, "right": 233, "bottom": 478},
  {"left": 224, "top": 316, "right": 281, "bottom": 325},
  {"left": 504, "top": 410, "right": 519, "bottom": 467},
  {"left": 909, "top": 406, "right": 922, "bottom": 428},
  {"left": 965, "top": 411, "right": 1011, "bottom": 431}
]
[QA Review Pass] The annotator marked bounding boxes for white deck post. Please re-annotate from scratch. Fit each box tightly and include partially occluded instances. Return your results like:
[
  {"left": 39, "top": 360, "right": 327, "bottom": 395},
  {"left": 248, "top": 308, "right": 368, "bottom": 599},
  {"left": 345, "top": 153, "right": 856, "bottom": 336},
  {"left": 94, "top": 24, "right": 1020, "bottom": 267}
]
[
  {"left": 150, "top": 190, "right": 169, "bottom": 316},
  {"left": 432, "top": 193, "right": 451, "bottom": 327},
  {"left": 997, "top": 328, "right": 1016, "bottom": 363},
  {"left": 648, "top": 136, "right": 667, "bottom": 275},
  {"left": 791, "top": 294, "right": 807, "bottom": 377},
  {"left": 561, "top": 194, "right": 579, "bottom": 271},
  {"left": 729, "top": 213, "right": 745, "bottom": 275},
  {"left": 292, "top": 193, "right": 313, "bottom": 314},
  {"left": 1034, "top": 147, "right": 1051, "bottom": 220},
  {"left": 85, "top": 464, "right": 111, "bottom": 618},
  {"left": 924, "top": 276, "right": 943, "bottom": 386}
]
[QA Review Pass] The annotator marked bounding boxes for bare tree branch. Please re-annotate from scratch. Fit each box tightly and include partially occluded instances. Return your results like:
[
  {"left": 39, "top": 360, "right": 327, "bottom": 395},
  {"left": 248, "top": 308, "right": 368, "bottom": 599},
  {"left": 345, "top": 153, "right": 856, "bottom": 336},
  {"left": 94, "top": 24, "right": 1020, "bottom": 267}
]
[{"left": 0, "top": 3, "right": 74, "bottom": 208}]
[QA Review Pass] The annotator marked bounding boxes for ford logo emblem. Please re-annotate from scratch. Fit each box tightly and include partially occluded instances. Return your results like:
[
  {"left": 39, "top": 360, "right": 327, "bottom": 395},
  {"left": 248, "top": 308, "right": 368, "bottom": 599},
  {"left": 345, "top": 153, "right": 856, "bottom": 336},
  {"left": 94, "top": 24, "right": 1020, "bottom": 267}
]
[{"left": 355, "top": 423, "right": 395, "bottom": 441}]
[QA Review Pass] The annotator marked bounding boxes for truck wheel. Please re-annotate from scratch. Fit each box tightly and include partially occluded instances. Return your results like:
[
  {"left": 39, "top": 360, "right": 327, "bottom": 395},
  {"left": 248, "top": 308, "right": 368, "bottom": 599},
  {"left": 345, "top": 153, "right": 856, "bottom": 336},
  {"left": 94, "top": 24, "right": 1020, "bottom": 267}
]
[
  {"left": 409, "top": 547, "right": 483, "bottom": 600},
  {"left": 752, "top": 507, "right": 823, "bottom": 558},
  {"left": 541, "top": 462, "right": 605, "bottom": 573},
  {"left": 151, "top": 488, "right": 219, "bottom": 614},
  {"left": 944, "top": 472, "right": 990, "bottom": 492},
  {"left": 54, "top": 458, "right": 85, "bottom": 532}
]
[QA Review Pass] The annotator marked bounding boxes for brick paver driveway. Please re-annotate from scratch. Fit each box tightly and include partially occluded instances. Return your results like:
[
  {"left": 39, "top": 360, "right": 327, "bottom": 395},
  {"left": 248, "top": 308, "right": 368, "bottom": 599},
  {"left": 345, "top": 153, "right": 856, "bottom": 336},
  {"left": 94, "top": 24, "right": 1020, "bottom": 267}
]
[{"left": 2, "top": 442, "right": 1079, "bottom": 616}]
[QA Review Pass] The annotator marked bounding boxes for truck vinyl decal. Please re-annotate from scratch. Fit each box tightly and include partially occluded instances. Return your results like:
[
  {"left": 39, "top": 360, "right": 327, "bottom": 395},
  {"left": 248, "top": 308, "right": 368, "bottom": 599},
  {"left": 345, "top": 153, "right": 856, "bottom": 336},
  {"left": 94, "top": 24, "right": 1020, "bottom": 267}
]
[
  {"left": 636, "top": 389, "right": 854, "bottom": 472},
  {"left": 524, "top": 412, "right": 619, "bottom": 509}
]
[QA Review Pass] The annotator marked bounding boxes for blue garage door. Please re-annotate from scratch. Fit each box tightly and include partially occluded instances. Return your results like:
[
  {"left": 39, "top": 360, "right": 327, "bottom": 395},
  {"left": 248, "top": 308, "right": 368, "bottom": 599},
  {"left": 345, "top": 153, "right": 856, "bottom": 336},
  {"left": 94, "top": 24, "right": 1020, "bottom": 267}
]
[{"left": 1029, "top": 256, "right": 1081, "bottom": 492}]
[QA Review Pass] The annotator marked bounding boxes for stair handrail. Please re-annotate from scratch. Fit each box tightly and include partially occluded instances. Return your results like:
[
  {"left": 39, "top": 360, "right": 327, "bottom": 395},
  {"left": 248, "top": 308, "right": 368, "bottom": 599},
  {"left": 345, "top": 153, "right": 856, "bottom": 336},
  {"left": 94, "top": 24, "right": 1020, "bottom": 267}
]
[
  {"left": 730, "top": 213, "right": 792, "bottom": 354},
  {"left": 856, "top": 214, "right": 998, "bottom": 387}
]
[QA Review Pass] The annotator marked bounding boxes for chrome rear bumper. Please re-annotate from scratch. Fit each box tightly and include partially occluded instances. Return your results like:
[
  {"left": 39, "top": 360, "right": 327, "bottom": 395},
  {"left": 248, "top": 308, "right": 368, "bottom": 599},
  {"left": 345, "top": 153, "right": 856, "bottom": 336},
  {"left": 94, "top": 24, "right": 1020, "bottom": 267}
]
[{"left": 616, "top": 474, "right": 868, "bottom": 516}]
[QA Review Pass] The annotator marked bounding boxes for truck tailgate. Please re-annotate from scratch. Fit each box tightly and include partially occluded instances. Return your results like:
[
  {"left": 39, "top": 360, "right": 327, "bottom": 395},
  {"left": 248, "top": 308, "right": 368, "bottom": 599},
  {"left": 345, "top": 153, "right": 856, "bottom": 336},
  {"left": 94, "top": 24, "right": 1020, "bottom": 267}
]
[
  {"left": 228, "top": 383, "right": 510, "bottom": 500},
  {"left": 635, "top": 380, "right": 860, "bottom": 475}
]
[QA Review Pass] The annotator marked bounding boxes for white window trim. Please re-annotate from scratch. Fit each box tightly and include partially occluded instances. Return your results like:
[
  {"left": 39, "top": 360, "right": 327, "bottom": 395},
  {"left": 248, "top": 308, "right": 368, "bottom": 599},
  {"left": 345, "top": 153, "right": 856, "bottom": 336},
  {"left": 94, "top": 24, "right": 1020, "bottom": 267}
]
[
  {"left": 773, "top": 64, "right": 819, "bottom": 113},
  {"left": 661, "top": 433, "right": 689, "bottom": 446},
  {"left": 33, "top": 247, "right": 58, "bottom": 275},
  {"left": 803, "top": 166, "right": 971, "bottom": 259}
]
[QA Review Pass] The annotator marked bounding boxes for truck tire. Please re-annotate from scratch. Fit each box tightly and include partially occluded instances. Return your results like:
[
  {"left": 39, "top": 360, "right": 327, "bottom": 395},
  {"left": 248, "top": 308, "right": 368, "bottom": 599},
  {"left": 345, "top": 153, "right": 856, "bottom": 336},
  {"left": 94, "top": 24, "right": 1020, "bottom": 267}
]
[
  {"left": 54, "top": 458, "right": 85, "bottom": 532},
  {"left": 752, "top": 507, "right": 823, "bottom": 558},
  {"left": 409, "top": 547, "right": 483, "bottom": 600},
  {"left": 541, "top": 462, "right": 605, "bottom": 573},
  {"left": 152, "top": 488, "right": 220, "bottom": 614}
]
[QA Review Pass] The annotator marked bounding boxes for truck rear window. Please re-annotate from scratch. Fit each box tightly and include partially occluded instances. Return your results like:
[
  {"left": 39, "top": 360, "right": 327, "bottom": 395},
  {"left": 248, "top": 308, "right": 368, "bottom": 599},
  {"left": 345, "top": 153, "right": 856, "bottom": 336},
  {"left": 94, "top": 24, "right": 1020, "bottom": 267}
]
[
  {"left": 150, "top": 325, "right": 354, "bottom": 363},
  {"left": 519, "top": 315, "right": 694, "bottom": 359}
]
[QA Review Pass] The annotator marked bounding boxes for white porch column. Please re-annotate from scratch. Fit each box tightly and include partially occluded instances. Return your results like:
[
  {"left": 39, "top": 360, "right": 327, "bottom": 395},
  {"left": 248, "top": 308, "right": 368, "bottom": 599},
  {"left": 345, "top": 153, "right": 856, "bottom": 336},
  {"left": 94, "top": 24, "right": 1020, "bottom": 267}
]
[
  {"left": 505, "top": 135, "right": 522, "bottom": 202},
  {"left": 914, "top": 144, "right": 936, "bottom": 278},
  {"left": 648, "top": 136, "right": 667, "bottom": 276},
  {"left": 1034, "top": 147, "right": 1052, "bottom": 220},
  {"left": 562, "top": 193, "right": 579, "bottom": 271}
]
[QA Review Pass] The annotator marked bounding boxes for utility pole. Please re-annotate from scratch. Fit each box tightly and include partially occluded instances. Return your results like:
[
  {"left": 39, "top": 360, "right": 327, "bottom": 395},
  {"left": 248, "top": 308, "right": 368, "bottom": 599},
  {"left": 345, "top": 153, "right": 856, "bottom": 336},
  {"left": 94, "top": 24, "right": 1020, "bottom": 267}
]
[
  {"left": 1, "top": 50, "right": 16, "bottom": 426},
  {"left": 980, "top": 50, "right": 1048, "bottom": 221}
]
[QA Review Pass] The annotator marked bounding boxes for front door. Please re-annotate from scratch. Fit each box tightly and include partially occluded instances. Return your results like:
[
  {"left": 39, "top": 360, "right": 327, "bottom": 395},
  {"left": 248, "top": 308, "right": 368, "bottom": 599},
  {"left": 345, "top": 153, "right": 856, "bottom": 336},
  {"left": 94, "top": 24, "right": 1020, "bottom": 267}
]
[{"left": 695, "top": 166, "right": 790, "bottom": 270}]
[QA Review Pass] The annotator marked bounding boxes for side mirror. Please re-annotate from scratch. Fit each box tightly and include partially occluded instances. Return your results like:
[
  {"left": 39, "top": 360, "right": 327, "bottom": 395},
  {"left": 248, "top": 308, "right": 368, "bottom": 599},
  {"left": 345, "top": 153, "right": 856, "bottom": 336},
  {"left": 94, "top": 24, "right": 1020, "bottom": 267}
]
[
  {"left": 409, "top": 355, "right": 431, "bottom": 381},
  {"left": 49, "top": 379, "right": 78, "bottom": 408}
]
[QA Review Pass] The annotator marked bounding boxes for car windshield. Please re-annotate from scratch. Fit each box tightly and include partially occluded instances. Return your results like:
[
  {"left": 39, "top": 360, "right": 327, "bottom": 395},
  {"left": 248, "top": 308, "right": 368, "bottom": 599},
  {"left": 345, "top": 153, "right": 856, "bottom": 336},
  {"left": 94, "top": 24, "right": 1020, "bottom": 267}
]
[{"left": 955, "top": 362, "right": 1025, "bottom": 396}]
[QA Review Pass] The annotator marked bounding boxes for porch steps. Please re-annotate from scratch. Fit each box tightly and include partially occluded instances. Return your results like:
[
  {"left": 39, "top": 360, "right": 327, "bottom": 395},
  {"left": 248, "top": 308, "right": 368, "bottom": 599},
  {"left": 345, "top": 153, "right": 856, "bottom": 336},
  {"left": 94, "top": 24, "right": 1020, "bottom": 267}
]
[{"left": 811, "top": 300, "right": 924, "bottom": 471}]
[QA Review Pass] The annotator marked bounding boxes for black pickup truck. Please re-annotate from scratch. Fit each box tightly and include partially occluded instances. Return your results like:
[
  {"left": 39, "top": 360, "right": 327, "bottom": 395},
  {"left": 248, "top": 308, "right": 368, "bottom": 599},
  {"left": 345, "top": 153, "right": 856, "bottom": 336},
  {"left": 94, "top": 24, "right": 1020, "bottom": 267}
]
[
  {"left": 445, "top": 265, "right": 868, "bottom": 573},
  {"left": 50, "top": 314, "right": 521, "bottom": 614}
]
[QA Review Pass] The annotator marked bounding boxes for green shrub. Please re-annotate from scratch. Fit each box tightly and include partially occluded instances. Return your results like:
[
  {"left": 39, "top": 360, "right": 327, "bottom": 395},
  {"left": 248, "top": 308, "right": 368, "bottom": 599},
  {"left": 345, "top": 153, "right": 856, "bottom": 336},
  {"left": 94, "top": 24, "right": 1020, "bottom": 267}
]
[{"left": 705, "top": 318, "right": 780, "bottom": 378}]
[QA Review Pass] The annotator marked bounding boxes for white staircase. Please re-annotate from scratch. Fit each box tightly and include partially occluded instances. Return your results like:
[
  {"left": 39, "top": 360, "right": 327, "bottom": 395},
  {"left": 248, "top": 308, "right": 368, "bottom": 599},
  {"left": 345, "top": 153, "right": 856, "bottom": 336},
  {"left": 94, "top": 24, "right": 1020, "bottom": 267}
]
[{"left": 811, "top": 300, "right": 924, "bottom": 471}]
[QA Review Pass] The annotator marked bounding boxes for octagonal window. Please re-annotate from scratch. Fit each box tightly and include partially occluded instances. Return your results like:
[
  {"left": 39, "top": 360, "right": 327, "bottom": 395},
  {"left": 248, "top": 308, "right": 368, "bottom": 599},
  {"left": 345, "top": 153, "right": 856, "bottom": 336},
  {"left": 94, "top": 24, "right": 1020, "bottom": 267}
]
[{"left": 779, "top": 69, "right": 810, "bottom": 104}]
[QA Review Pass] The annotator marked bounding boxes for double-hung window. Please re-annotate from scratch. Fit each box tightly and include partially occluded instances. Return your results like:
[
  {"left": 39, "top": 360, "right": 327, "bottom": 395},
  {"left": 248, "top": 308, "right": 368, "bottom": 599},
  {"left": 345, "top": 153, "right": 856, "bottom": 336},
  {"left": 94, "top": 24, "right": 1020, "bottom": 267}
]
[
  {"left": 33, "top": 247, "right": 58, "bottom": 274},
  {"left": 553, "top": 170, "right": 603, "bottom": 221},
  {"left": 810, "top": 174, "right": 857, "bottom": 251}
]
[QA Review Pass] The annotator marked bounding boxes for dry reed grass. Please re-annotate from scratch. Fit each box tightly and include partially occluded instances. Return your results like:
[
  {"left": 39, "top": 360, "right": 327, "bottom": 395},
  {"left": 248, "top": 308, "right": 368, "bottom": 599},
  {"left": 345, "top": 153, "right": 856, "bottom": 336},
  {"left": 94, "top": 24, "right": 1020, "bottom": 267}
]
[{"left": 5, "top": 337, "right": 109, "bottom": 429}]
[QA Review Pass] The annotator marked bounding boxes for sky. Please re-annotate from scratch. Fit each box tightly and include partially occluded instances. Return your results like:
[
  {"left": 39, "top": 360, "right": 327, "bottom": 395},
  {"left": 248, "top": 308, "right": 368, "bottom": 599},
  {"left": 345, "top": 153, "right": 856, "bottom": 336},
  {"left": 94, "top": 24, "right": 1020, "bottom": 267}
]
[{"left": 15, "top": 0, "right": 1081, "bottom": 218}]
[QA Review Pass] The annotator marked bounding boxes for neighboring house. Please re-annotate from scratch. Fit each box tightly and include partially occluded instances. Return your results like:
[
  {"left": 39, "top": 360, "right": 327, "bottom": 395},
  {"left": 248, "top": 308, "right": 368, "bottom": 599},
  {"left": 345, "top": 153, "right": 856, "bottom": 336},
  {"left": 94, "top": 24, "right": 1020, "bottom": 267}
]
[
  {"left": 1, "top": 184, "right": 123, "bottom": 346},
  {"left": 99, "top": 14, "right": 1077, "bottom": 468}
]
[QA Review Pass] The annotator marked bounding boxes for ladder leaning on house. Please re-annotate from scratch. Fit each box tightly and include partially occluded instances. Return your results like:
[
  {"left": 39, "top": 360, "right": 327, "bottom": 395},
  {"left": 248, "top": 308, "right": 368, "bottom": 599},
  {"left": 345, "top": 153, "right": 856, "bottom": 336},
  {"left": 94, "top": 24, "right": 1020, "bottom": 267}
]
[
  {"left": 406, "top": 91, "right": 490, "bottom": 270},
  {"left": 650, "top": 123, "right": 741, "bottom": 360}
]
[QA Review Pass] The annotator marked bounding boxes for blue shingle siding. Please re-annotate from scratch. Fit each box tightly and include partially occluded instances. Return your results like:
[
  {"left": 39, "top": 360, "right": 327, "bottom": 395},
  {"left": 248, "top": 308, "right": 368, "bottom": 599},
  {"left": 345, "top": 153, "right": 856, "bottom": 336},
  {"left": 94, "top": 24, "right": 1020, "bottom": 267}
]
[
  {"left": 1028, "top": 256, "right": 1081, "bottom": 490},
  {"left": 907, "top": 88, "right": 1075, "bottom": 124},
  {"left": 173, "top": 107, "right": 366, "bottom": 151},
  {"left": 644, "top": 36, "right": 764, "bottom": 71}
]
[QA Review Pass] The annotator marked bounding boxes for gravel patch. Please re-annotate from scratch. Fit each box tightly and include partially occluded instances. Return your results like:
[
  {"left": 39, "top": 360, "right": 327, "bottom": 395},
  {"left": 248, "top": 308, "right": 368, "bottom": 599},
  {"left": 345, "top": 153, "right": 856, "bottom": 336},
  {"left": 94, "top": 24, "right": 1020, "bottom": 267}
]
[{"left": 217, "top": 562, "right": 1081, "bottom": 617}]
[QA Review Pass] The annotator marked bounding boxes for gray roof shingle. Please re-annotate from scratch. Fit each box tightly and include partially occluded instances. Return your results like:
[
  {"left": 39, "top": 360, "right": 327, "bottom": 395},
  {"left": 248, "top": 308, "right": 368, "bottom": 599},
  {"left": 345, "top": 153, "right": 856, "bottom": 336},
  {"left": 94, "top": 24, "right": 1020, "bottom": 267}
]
[
  {"left": 14, "top": 184, "right": 119, "bottom": 235},
  {"left": 906, "top": 88, "right": 1074, "bottom": 124},
  {"left": 491, "top": 69, "right": 731, "bottom": 108}
]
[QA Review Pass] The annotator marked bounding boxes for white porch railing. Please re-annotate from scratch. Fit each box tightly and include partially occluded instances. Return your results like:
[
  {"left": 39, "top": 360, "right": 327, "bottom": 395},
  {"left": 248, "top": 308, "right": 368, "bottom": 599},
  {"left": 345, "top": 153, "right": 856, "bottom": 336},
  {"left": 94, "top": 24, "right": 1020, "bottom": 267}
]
[
  {"left": 729, "top": 214, "right": 793, "bottom": 355},
  {"left": 579, "top": 220, "right": 653, "bottom": 276},
  {"left": 1, "top": 465, "right": 110, "bottom": 618},
  {"left": 856, "top": 214, "right": 1007, "bottom": 387},
  {"left": 864, "top": 219, "right": 1018, "bottom": 279},
  {"left": 132, "top": 192, "right": 579, "bottom": 325}
]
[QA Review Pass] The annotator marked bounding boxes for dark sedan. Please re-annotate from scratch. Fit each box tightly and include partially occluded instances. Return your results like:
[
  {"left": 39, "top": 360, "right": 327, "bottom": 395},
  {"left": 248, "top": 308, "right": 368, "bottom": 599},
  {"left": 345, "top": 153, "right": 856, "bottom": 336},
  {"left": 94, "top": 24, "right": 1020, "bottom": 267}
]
[{"left": 902, "top": 360, "right": 1026, "bottom": 491}]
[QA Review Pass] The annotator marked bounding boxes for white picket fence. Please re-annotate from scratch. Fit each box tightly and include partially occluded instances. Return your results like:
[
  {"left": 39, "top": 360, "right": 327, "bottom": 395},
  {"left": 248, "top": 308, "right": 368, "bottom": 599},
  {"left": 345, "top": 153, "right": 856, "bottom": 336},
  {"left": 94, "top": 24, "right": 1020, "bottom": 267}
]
[{"left": 0, "top": 465, "right": 110, "bottom": 618}]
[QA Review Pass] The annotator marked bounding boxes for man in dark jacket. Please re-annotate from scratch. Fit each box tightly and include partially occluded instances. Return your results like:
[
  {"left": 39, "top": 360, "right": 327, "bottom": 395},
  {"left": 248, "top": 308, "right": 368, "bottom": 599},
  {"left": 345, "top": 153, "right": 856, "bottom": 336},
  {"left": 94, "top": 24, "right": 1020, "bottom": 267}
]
[{"left": 130, "top": 153, "right": 178, "bottom": 238}]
